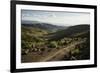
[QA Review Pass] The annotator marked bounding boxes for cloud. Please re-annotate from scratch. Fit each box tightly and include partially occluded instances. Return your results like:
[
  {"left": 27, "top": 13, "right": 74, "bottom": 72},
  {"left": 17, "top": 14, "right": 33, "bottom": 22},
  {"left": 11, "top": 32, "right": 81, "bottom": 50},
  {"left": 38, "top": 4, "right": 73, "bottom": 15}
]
[{"left": 21, "top": 10, "right": 90, "bottom": 26}]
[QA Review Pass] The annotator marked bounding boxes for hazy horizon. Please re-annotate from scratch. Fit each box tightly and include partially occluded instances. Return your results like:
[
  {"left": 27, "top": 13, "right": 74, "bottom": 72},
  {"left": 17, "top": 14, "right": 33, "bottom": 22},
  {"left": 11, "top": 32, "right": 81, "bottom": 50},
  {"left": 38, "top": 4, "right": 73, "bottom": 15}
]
[{"left": 21, "top": 10, "right": 90, "bottom": 26}]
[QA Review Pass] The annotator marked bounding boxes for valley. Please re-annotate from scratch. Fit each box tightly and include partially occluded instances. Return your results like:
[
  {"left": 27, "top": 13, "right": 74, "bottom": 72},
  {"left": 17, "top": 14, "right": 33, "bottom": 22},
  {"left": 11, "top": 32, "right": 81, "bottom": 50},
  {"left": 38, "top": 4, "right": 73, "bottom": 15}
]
[{"left": 21, "top": 22, "right": 90, "bottom": 63}]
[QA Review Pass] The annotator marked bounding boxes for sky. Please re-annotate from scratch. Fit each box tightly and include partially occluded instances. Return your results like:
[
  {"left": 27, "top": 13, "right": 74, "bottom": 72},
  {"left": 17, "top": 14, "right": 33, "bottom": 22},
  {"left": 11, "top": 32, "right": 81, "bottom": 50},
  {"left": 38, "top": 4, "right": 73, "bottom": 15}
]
[{"left": 21, "top": 10, "right": 90, "bottom": 26}]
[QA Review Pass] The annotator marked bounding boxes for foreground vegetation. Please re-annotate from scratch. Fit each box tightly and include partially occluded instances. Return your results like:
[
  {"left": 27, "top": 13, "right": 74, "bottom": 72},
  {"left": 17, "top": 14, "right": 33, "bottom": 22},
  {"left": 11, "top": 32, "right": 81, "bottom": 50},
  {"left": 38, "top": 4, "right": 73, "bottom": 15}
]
[{"left": 21, "top": 24, "right": 90, "bottom": 62}]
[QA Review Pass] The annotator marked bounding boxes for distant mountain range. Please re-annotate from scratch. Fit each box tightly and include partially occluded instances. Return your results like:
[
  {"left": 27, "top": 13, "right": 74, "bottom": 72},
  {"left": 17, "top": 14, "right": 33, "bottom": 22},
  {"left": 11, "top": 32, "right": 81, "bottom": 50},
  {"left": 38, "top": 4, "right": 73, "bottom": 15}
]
[
  {"left": 21, "top": 20, "right": 90, "bottom": 41},
  {"left": 22, "top": 20, "right": 67, "bottom": 32},
  {"left": 22, "top": 20, "right": 41, "bottom": 24}
]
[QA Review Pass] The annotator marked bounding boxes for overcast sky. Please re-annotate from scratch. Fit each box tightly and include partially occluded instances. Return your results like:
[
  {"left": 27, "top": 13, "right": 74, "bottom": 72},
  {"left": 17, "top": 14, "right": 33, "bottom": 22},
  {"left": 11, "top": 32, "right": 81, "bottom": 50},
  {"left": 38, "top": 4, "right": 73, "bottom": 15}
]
[{"left": 21, "top": 10, "right": 90, "bottom": 26}]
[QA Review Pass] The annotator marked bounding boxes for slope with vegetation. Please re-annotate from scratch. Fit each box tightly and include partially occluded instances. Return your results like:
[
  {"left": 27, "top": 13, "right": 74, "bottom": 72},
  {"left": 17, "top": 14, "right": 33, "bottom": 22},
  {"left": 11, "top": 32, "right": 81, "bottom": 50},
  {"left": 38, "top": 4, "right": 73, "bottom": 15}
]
[{"left": 21, "top": 23, "right": 90, "bottom": 63}]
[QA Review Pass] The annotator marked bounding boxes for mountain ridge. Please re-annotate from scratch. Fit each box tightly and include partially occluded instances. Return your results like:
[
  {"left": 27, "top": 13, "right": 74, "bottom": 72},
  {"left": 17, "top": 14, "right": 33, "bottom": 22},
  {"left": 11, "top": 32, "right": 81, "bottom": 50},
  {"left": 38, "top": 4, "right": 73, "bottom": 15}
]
[
  {"left": 22, "top": 20, "right": 67, "bottom": 32},
  {"left": 46, "top": 24, "right": 90, "bottom": 40}
]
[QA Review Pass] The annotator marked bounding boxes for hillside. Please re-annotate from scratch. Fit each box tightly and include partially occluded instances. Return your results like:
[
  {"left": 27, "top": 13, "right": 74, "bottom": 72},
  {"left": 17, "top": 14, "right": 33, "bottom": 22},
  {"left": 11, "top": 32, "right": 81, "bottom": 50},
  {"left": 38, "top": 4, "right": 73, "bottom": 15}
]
[
  {"left": 46, "top": 25, "right": 90, "bottom": 41},
  {"left": 22, "top": 20, "right": 66, "bottom": 32},
  {"left": 21, "top": 24, "right": 90, "bottom": 62}
]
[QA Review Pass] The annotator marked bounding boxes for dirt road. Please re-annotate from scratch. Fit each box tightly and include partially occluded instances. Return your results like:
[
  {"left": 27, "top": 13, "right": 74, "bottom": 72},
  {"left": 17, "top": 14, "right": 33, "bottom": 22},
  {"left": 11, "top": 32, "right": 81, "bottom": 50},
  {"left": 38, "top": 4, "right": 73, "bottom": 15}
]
[{"left": 38, "top": 39, "right": 86, "bottom": 62}]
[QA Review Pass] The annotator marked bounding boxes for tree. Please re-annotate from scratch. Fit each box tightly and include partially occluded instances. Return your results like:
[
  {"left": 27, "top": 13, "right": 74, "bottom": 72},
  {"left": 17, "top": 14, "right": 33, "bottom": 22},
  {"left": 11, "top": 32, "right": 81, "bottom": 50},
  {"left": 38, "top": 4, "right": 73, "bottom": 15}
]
[{"left": 48, "top": 41, "right": 57, "bottom": 48}]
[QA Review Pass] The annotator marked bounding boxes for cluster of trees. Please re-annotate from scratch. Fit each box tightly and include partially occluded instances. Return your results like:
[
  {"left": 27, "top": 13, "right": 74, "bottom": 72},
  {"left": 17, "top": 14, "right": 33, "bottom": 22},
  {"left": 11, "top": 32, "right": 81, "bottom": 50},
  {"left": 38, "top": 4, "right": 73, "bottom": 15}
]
[
  {"left": 21, "top": 26, "right": 90, "bottom": 60},
  {"left": 62, "top": 38, "right": 89, "bottom": 60},
  {"left": 21, "top": 36, "right": 87, "bottom": 55}
]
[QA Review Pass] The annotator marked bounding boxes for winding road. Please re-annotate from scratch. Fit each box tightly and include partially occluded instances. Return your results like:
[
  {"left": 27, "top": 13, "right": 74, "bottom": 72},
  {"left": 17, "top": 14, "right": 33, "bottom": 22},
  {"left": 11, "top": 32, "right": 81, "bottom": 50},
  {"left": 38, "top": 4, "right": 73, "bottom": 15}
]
[{"left": 38, "top": 39, "right": 86, "bottom": 62}]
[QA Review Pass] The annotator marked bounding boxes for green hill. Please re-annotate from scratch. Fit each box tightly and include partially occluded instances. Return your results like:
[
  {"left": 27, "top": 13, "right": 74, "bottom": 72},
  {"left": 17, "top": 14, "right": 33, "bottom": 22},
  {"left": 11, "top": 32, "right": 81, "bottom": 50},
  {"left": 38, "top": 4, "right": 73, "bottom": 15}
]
[{"left": 46, "top": 25, "right": 90, "bottom": 41}]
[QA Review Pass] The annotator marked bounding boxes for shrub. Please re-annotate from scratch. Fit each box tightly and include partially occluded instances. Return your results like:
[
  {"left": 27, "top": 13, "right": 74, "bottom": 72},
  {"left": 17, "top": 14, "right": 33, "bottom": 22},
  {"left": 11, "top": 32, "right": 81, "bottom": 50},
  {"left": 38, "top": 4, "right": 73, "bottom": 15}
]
[
  {"left": 21, "top": 41, "right": 32, "bottom": 49},
  {"left": 48, "top": 41, "right": 57, "bottom": 48}
]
